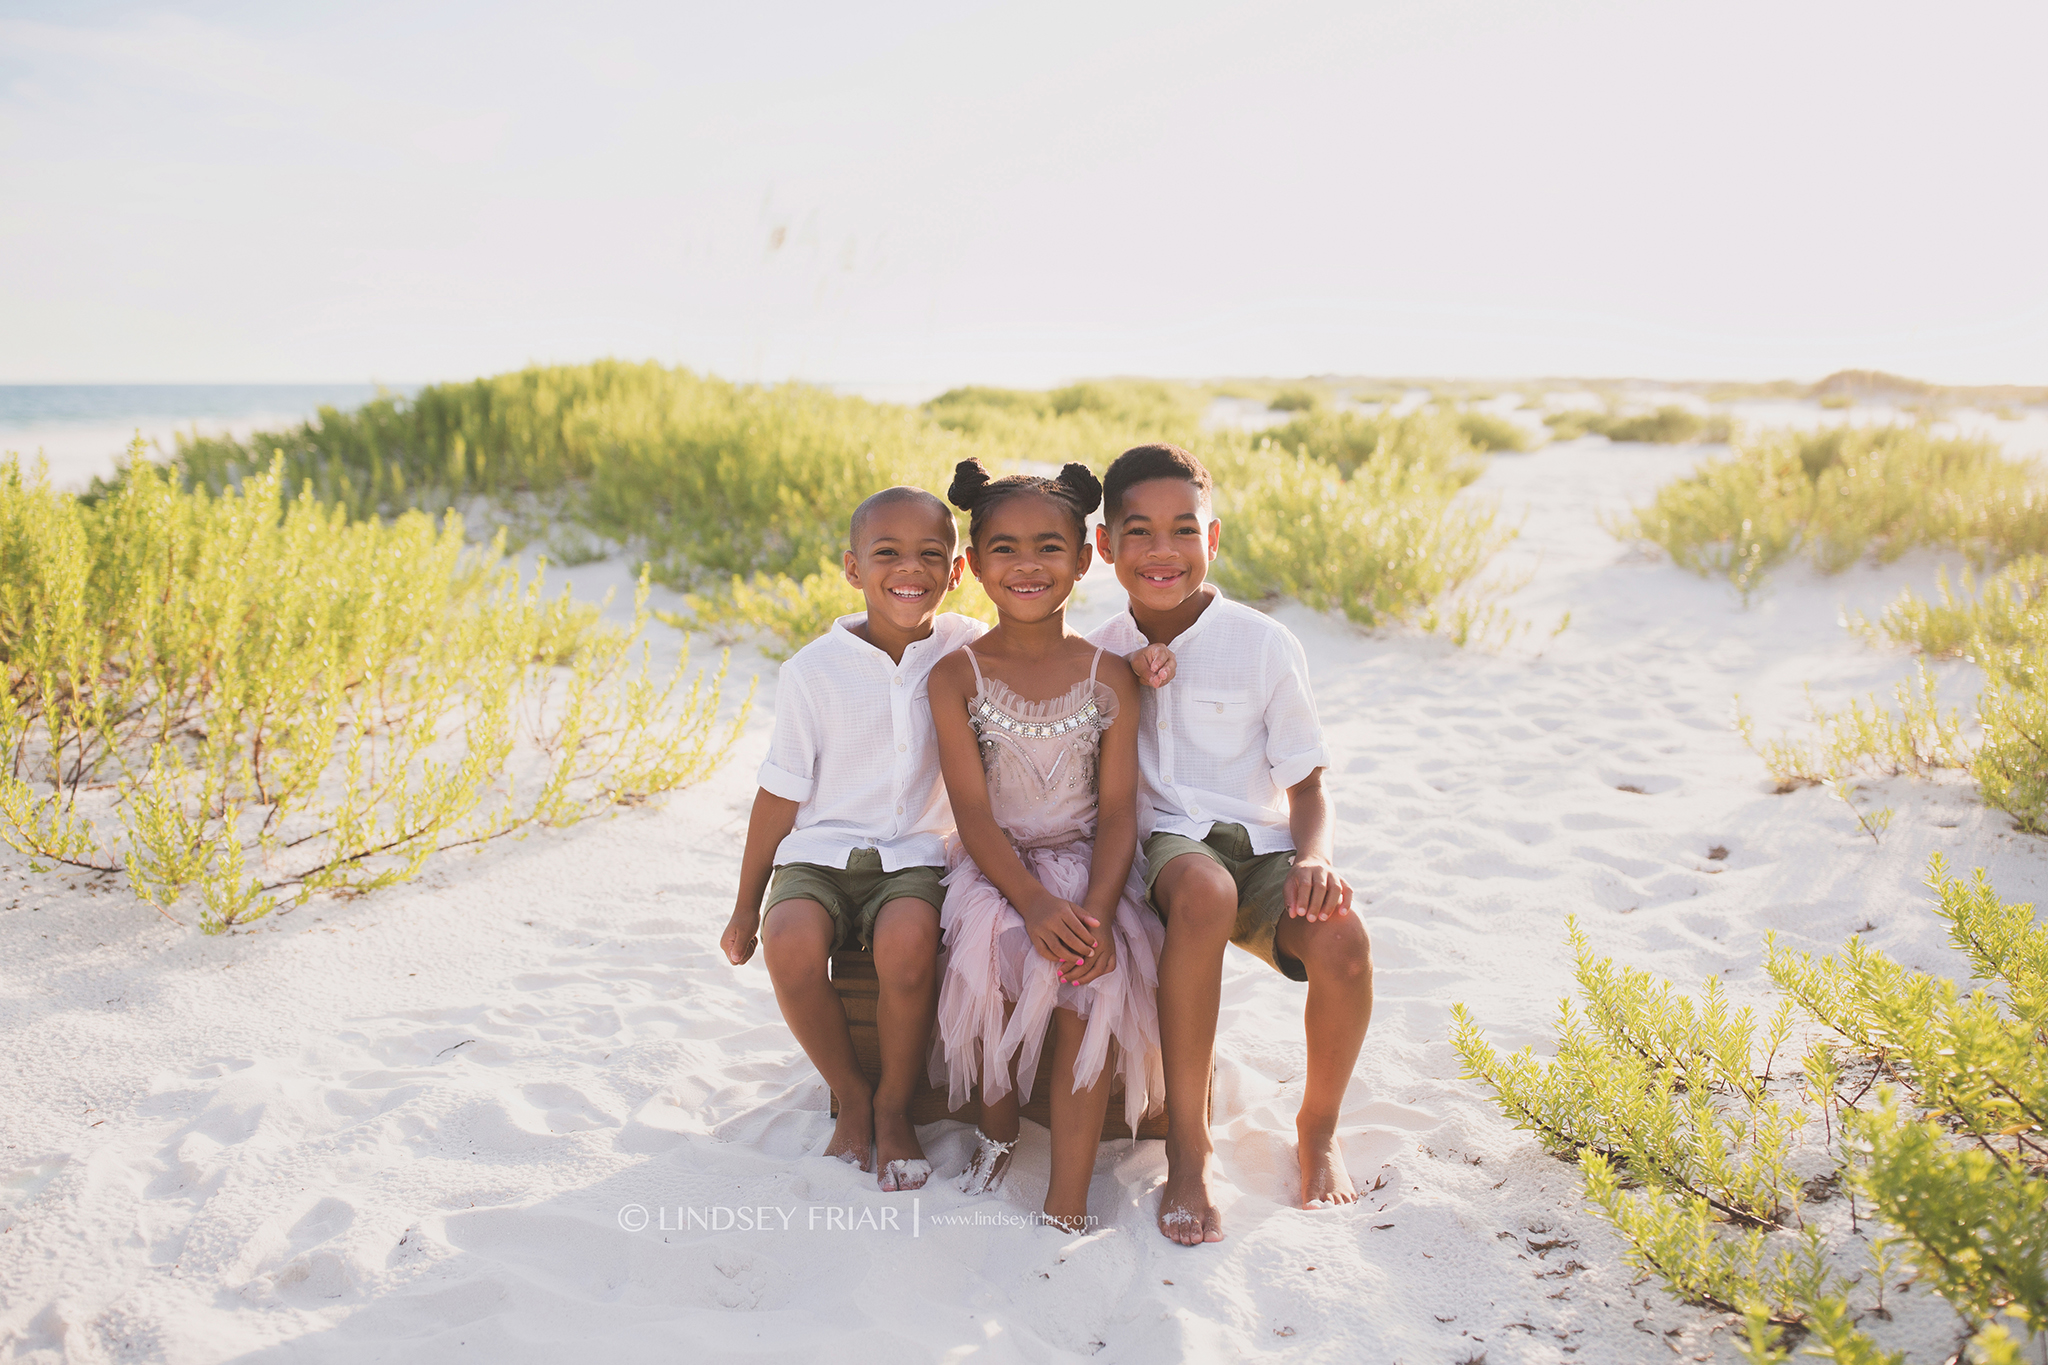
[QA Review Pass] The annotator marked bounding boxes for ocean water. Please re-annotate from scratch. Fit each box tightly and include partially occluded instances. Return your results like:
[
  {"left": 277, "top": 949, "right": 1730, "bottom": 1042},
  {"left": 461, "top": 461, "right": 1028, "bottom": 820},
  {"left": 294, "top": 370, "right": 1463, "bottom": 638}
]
[{"left": 0, "top": 383, "right": 411, "bottom": 490}]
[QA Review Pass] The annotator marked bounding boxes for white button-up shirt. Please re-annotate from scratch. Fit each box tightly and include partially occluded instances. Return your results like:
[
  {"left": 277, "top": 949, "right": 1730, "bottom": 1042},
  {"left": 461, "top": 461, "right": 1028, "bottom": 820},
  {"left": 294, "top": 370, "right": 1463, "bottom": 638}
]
[
  {"left": 1089, "top": 590, "right": 1329, "bottom": 855},
  {"left": 758, "top": 611, "right": 987, "bottom": 870}
]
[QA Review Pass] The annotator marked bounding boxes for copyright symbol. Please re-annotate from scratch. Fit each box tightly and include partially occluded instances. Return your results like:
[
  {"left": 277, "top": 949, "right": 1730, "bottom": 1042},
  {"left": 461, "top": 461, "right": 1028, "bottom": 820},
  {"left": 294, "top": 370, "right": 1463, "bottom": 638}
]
[{"left": 617, "top": 1203, "right": 649, "bottom": 1232}]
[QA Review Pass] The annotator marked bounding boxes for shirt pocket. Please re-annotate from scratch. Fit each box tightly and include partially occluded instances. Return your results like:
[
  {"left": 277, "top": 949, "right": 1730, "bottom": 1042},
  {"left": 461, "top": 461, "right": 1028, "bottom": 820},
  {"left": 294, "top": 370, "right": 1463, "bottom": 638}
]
[{"left": 1182, "top": 687, "right": 1256, "bottom": 758}]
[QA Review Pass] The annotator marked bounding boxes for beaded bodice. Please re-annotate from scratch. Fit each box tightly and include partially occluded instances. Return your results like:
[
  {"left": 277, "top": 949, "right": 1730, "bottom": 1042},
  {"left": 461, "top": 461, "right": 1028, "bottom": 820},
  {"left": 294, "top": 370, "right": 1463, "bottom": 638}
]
[{"left": 964, "top": 648, "right": 1117, "bottom": 848}]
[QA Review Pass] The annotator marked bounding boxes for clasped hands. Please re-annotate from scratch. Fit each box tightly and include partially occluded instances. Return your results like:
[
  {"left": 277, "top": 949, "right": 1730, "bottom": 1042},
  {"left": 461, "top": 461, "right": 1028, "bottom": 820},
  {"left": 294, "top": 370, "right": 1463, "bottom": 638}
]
[{"left": 1021, "top": 889, "right": 1117, "bottom": 985}]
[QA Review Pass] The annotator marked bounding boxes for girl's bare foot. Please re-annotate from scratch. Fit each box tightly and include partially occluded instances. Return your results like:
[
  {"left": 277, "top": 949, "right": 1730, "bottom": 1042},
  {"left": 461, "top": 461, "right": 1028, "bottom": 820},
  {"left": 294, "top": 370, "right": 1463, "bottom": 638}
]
[
  {"left": 875, "top": 1106, "right": 929, "bottom": 1191},
  {"left": 1041, "top": 1208, "right": 1092, "bottom": 1234},
  {"left": 957, "top": 1128, "right": 1016, "bottom": 1194},
  {"left": 826, "top": 1095, "right": 874, "bottom": 1171},
  {"left": 1297, "top": 1116, "right": 1356, "bottom": 1208},
  {"left": 1157, "top": 1144, "right": 1223, "bottom": 1245}
]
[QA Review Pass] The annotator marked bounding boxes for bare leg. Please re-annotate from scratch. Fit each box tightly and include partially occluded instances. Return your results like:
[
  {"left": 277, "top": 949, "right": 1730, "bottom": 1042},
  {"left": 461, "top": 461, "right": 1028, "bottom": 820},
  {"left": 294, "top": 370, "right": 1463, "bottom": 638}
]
[
  {"left": 761, "top": 899, "right": 871, "bottom": 1170},
  {"left": 1151, "top": 854, "right": 1237, "bottom": 1245},
  {"left": 1044, "top": 1006, "right": 1114, "bottom": 1232},
  {"left": 871, "top": 897, "right": 940, "bottom": 1191},
  {"left": 1274, "top": 911, "right": 1374, "bottom": 1208}
]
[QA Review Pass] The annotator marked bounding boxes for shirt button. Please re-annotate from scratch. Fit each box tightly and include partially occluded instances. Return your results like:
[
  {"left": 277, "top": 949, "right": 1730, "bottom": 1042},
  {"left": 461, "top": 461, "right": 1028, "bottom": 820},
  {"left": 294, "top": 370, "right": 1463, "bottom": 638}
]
[
  {"left": 1189, "top": 806, "right": 1201, "bottom": 817},
  {"left": 897, "top": 742, "right": 907, "bottom": 753},
  {"left": 1158, "top": 721, "right": 1167, "bottom": 731},
  {"left": 896, "top": 804, "right": 904, "bottom": 814},
  {"left": 894, "top": 676, "right": 904, "bottom": 686},
  {"left": 1214, "top": 702, "right": 1224, "bottom": 713}
]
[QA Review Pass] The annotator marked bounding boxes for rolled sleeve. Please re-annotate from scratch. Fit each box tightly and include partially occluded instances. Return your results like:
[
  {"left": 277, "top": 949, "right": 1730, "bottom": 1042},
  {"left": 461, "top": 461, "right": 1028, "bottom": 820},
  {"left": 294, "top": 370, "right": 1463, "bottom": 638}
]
[
  {"left": 758, "top": 661, "right": 819, "bottom": 803},
  {"left": 1262, "top": 633, "right": 1328, "bottom": 792},
  {"left": 756, "top": 759, "right": 814, "bottom": 803}
]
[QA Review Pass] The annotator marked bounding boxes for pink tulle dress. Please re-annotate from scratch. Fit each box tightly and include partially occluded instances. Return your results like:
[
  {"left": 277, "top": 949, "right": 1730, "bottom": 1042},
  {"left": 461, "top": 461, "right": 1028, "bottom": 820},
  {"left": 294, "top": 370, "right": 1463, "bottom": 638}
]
[{"left": 931, "top": 646, "right": 1166, "bottom": 1134}]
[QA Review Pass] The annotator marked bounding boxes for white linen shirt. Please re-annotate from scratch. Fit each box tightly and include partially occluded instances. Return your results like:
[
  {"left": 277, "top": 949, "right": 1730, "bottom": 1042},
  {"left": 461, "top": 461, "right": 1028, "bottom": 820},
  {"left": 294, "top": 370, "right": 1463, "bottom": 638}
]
[
  {"left": 1088, "top": 589, "right": 1330, "bottom": 854},
  {"left": 758, "top": 611, "right": 987, "bottom": 870}
]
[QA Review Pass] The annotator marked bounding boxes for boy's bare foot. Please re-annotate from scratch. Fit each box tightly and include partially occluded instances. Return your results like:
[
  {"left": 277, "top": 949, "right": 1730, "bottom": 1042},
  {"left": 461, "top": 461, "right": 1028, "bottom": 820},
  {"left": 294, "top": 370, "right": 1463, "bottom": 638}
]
[
  {"left": 1157, "top": 1145, "right": 1224, "bottom": 1245},
  {"left": 874, "top": 1106, "right": 929, "bottom": 1191},
  {"left": 826, "top": 1095, "right": 874, "bottom": 1171},
  {"left": 1297, "top": 1116, "right": 1356, "bottom": 1208}
]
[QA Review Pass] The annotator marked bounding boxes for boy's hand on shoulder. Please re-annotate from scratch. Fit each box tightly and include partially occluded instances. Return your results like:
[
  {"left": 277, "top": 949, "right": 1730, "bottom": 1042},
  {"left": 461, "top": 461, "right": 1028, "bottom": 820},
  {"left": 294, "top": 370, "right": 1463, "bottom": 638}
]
[
  {"left": 1022, "top": 890, "right": 1100, "bottom": 966},
  {"left": 721, "top": 907, "right": 762, "bottom": 965},
  {"left": 1127, "top": 643, "right": 1176, "bottom": 689},
  {"left": 1284, "top": 856, "right": 1353, "bottom": 922}
]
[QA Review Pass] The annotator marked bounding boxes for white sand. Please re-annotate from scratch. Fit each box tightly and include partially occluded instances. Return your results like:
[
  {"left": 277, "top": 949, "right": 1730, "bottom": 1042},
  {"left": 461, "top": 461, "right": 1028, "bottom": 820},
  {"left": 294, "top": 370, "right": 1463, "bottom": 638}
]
[{"left": 5, "top": 440, "right": 2044, "bottom": 1362}]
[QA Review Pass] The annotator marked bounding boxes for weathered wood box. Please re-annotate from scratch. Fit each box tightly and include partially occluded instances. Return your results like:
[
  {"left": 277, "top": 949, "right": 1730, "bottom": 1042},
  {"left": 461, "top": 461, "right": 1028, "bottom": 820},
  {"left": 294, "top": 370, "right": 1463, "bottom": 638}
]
[{"left": 828, "top": 949, "right": 1174, "bottom": 1141}]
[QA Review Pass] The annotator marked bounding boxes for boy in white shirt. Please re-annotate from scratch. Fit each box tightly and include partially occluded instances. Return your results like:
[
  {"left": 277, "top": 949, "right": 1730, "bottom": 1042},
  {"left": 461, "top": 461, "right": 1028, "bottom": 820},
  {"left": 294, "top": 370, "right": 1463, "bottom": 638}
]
[
  {"left": 1089, "top": 444, "right": 1375, "bottom": 1245},
  {"left": 720, "top": 487, "right": 984, "bottom": 1191}
]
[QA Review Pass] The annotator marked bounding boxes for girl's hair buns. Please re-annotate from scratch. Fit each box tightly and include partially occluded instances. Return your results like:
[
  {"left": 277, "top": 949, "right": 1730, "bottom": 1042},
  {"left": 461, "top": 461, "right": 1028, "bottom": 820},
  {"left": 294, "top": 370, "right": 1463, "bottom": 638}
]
[
  {"left": 947, "top": 457, "right": 995, "bottom": 510},
  {"left": 1054, "top": 462, "right": 1103, "bottom": 516},
  {"left": 949, "top": 458, "right": 1104, "bottom": 546}
]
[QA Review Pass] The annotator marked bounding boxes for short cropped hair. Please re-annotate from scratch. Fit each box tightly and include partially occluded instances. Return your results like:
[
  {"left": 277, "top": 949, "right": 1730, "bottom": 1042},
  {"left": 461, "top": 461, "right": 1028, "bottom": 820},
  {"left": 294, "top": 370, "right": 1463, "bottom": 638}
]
[
  {"left": 849, "top": 485, "right": 957, "bottom": 552},
  {"left": 1102, "top": 444, "right": 1214, "bottom": 523}
]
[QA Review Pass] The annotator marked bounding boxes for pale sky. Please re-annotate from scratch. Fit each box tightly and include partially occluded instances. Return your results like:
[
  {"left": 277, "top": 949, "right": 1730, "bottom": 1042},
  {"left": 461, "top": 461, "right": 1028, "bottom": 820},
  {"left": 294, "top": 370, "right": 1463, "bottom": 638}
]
[{"left": 2, "top": 0, "right": 2043, "bottom": 387}]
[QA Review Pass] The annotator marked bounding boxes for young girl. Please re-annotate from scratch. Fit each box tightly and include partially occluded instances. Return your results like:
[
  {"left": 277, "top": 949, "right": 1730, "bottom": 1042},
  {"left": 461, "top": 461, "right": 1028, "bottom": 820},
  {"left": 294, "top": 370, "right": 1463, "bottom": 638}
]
[{"left": 926, "top": 458, "right": 1165, "bottom": 1232}]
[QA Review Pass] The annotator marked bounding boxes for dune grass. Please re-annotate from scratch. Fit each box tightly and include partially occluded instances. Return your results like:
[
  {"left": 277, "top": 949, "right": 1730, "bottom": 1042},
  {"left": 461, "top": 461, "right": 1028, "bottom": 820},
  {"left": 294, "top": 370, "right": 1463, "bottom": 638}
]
[
  {"left": 1265, "top": 385, "right": 1322, "bottom": 413},
  {"left": 1212, "top": 409, "right": 1512, "bottom": 629},
  {"left": 2, "top": 447, "right": 744, "bottom": 930},
  {"left": 1454, "top": 409, "right": 1534, "bottom": 453},
  {"left": 144, "top": 363, "right": 1515, "bottom": 655},
  {"left": 1545, "top": 405, "right": 1731, "bottom": 445},
  {"left": 166, "top": 362, "right": 969, "bottom": 591},
  {"left": 1619, "top": 425, "right": 2048, "bottom": 601},
  {"left": 1456, "top": 858, "right": 2048, "bottom": 1363},
  {"left": 1842, "top": 556, "right": 2048, "bottom": 833}
]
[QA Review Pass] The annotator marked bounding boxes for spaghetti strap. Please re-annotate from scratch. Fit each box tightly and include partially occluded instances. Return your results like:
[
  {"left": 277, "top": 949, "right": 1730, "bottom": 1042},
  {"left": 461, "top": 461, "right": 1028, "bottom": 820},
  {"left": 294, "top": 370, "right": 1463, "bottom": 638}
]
[
  {"left": 1087, "top": 647, "right": 1103, "bottom": 686},
  {"left": 964, "top": 645, "right": 986, "bottom": 688}
]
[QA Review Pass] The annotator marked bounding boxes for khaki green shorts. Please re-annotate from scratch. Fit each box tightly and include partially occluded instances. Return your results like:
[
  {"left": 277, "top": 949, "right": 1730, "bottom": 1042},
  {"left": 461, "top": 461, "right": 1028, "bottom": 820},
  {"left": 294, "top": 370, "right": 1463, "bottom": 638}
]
[
  {"left": 1144, "top": 822, "right": 1305, "bottom": 982},
  {"left": 763, "top": 848, "right": 944, "bottom": 952}
]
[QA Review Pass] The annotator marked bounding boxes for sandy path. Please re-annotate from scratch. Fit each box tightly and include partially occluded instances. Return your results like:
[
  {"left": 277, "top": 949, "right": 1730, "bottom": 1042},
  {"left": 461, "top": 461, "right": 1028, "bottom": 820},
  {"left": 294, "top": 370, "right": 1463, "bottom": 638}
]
[{"left": 4, "top": 439, "right": 2042, "bottom": 1362}]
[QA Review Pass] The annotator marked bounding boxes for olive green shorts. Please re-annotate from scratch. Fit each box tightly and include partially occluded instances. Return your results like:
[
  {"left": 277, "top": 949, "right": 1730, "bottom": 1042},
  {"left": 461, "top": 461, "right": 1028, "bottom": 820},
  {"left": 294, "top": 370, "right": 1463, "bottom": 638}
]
[
  {"left": 1143, "top": 822, "right": 1305, "bottom": 982},
  {"left": 763, "top": 848, "right": 945, "bottom": 953}
]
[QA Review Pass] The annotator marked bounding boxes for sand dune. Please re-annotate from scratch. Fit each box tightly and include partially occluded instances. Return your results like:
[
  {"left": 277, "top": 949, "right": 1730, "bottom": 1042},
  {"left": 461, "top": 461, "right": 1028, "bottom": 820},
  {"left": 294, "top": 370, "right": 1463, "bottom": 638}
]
[{"left": 3, "top": 438, "right": 2039, "bottom": 1362}]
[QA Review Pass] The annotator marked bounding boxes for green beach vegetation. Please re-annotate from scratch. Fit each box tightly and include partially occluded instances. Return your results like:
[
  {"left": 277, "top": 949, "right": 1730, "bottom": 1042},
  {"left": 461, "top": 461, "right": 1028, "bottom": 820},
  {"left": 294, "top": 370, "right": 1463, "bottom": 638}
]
[
  {"left": 1455, "top": 857, "right": 2048, "bottom": 1363},
  {"left": 154, "top": 362, "right": 1517, "bottom": 654},
  {"left": 1618, "top": 425, "right": 2048, "bottom": 602},
  {"left": 1, "top": 447, "right": 745, "bottom": 930},
  {"left": 1544, "top": 404, "right": 1732, "bottom": 445}
]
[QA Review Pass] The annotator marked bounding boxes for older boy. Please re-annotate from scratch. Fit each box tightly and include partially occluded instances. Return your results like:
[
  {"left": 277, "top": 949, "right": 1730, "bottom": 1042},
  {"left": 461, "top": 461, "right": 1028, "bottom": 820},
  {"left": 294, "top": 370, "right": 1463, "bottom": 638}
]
[
  {"left": 1089, "top": 444, "right": 1374, "bottom": 1245},
  {"left": 720, "top": 486, "right": 984, "bottom": 1191}
]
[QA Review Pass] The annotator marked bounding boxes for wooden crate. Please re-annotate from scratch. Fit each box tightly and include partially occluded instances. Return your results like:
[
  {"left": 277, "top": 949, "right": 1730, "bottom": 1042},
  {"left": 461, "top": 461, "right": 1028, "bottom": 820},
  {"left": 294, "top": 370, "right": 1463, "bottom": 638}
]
[{"left": 828, "top": 949, "right": 1173, "bottom": 1141}]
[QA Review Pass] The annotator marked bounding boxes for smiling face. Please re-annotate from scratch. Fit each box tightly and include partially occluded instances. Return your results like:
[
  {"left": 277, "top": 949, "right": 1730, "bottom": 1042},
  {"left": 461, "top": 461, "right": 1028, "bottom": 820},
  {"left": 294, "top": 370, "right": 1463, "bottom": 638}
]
[
  {"left": 966, "top": 490, "right": 1092, "bottom": 624},
  {"left": 1096, "top": 475, "right": 1220, "bottom": 613},
  {"left": 843, "top": 498, "right": 965, "bottom": 633}
]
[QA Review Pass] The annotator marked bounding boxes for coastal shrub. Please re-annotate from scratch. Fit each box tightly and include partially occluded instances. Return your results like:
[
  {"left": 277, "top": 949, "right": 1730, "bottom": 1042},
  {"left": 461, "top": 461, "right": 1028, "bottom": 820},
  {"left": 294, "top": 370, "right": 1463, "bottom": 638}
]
[
  {"left": 1544, "top": 405, "right": 1730, "bottom": 445},
  {"left": 1455, "top": 409, "right": 1534, "bottom": 453},
  {"left": 1735, "top": 666, "right": 1966, "bottom": 792},
  {"left": 148, "top": 363, "right": 1512, "bottom": 653},
  {"left": 1621, "top": 425, "right": 2048, "bottom": 598},
  {"left": 168, "top": 361, "right": 965, "bottom": 587},
  {"left": 1266, "top": 385, "right": 1322, "bottom": 413},
  {"left": 0, "top": 450, "right": 747, "bottom": 931},
  {"left": 1257, "top": 406, "right": 1486, "bottom": 486},
  {"left": 1746, "top": 557, "right": 2048, "bottom": 833},
  {"left": 1454, "top": 856, "right": 2047, "bottom": 1363},
  {"left": 1209, "top": 414, "right": 1511, "bottom": 629}
]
